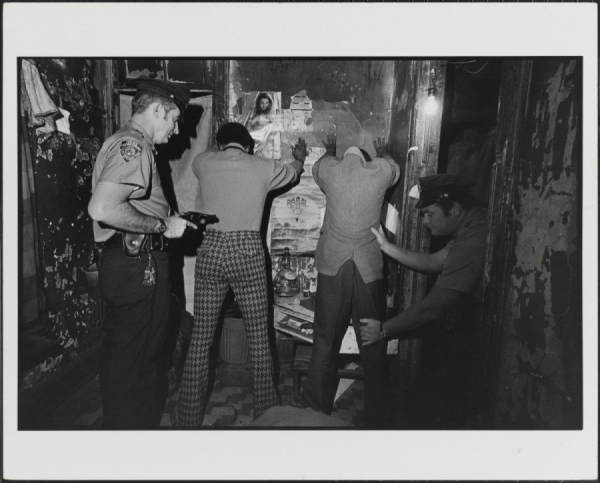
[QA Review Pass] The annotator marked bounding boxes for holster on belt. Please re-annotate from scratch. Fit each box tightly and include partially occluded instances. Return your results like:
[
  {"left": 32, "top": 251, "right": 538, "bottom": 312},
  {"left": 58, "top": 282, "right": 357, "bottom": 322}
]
[
  {"left": 122, "top": 233, "right": 147, "bottom": 257},
  {"left": 96, "top": 232, "right": 167, "bottom": 259}
]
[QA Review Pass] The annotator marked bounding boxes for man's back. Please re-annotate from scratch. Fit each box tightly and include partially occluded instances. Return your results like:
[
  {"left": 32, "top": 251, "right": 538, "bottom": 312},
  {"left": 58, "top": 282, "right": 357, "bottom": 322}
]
[
  {"left": 313, "top": 150, "right": 400, "bottom": 284},
  {"left": 192, "top": 146, "right": 301, "bottom": 232}
]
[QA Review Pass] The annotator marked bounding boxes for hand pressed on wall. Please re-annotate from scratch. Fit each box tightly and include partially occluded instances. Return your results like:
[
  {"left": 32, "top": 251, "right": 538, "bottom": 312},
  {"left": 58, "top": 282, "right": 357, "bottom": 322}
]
[
  {"left": 322, "top": 132, "right": 337, "bottom": 157},
  {"left": 373, "top": 137, "right": 389, "bottom": 158},
  {"left": 293, "top": 137, "right": 308, "bottom": 163}
]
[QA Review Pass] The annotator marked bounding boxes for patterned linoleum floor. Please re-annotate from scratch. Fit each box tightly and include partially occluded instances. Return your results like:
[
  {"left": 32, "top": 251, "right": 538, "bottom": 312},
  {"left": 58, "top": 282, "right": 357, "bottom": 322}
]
[{"left": 43, "top": 364, "right": 365, "bottom": 430}]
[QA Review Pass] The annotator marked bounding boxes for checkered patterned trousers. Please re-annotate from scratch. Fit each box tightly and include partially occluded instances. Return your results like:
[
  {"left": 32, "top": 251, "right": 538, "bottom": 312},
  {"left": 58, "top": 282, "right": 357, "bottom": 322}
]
[{"left": 175, "top": 230, "right": 280, "bottom": 427}]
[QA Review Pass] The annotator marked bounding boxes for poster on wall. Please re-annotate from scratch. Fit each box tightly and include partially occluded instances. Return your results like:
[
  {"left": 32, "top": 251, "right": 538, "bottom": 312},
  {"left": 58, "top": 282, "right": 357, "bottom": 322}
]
[
  {"left": 263, "top": 90, "right": 325, "bottom": 255},
  {"left": 240, "top": 91, "right": 282, "bottom": 159},
  {"left": 267, "top": 176, "right": 325, "bottom": 255}
]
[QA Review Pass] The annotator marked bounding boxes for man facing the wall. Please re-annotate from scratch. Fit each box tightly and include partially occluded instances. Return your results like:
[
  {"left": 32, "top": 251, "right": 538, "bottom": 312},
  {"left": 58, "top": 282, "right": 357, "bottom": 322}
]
[
  {"left": 359, "top": 174, "right": 488, "bottom": 428},
  {"left": 301, "top": 135, "right": 401, "bottom": 428},
  {"left": 173, "top": 123, "right": 308, "bottom": 427},
  {"left": 88, "top": 77, "right": 195, "bottom": 429}
]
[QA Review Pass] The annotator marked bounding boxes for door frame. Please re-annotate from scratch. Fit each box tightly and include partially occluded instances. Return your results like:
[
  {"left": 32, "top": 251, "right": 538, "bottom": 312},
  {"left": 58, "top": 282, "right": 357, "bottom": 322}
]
[{"left": 386, "top": 60, "right": 447, "bottom": 426}]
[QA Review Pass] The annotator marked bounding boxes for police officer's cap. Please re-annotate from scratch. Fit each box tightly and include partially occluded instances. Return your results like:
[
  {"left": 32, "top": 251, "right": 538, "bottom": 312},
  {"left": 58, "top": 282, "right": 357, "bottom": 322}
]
[
  {"left": 128, "top": 76, "right": 190, "bottom": 114},
  {"left": 415, "top": 174, "right": 476, "bottom": 209}
]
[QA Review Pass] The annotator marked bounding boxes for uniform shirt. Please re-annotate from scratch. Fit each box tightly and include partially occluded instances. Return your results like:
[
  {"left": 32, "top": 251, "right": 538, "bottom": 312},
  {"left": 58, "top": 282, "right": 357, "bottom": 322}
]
[
  {"left": 436, "top": 206, "right": 488, "bottom": 294},
  {"left": 192, "top": 144, "right": 303, "bottom": 232},
  {"left": 91, "top": 120, "right": 169, "bottom": 242},
  {"left": 313, "top": 150, "right": 401, "bottom": 284}
]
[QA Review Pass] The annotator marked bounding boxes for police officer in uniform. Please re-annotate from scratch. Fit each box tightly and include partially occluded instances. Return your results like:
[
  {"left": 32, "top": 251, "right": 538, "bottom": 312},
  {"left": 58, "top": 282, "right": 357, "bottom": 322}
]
[
  {"left": 88, "top": 77, "right": 196, "bottom": 429},
  {"left": 359, "top": 174, "right": 488, "bottom": 428}
]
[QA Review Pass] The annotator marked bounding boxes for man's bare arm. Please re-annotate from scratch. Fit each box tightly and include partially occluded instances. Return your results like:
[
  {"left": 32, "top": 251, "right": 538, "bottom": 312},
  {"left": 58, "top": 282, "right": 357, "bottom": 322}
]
[
  {"left": 88, "top": 181, "right": 194, "bottom": 238},
  {"left": 359, "top": 285, "right": 465, "bottom": 345},
  {"left": 371, "top": 227, "right": 447, "bottom": 274}
]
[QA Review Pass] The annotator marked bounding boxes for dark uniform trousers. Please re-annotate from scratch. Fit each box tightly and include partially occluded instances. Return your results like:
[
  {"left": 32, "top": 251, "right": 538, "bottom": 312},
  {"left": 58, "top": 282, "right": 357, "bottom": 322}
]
[
  {"left": 415, "top": 306, "right": 481, "bottom": 429},
  {"left": 176, "top": 230, "right": 280, "bottom": 427},
  {"left": 302, "top": 259, "right": 390, "bottom": 428},
  {"left": 98, "top": 247, "right": 170, "bottom": 429}
]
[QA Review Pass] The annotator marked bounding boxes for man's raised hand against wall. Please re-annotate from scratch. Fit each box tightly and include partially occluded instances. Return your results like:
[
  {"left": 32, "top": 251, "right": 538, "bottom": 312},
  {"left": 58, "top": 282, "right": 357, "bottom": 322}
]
[
  {"left": 293, "top": 137, "right": 308, "bottom": 163},
  {"left": 322, "top": 132, "right": 337, "bottom": 157},
  {"left": 373, "top": 137, "right": 389, "bottom": 158}
]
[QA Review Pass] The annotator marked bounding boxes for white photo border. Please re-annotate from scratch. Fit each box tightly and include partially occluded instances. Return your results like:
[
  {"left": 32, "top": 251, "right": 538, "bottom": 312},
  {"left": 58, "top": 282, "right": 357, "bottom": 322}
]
[{"left": 3, "top": 3, "right": 598, "bottom": 480}]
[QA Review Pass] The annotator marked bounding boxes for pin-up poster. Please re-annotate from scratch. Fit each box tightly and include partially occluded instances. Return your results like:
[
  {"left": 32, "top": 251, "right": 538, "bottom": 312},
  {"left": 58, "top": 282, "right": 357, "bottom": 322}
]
[{"left": 240, "top": 91, "right": 282, "bottom": 159}]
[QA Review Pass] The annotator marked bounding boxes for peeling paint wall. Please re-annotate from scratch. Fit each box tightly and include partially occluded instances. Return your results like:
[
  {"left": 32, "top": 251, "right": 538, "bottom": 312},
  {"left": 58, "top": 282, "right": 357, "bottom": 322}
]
[
  {"left": 229, "top": 60, "right": 395, "bottom": 155},
  {"left": 495, "top": 60, "right": 582, "bottom": 428},
  {"left": 23, "top": 59, "right": 105, "bottom": 387}
]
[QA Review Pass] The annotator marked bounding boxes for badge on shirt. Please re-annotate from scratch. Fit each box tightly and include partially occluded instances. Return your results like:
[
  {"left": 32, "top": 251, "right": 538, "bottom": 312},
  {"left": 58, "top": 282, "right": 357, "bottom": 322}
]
[{"left": 119, "top": 139, "right": 142, "bottom": 162}]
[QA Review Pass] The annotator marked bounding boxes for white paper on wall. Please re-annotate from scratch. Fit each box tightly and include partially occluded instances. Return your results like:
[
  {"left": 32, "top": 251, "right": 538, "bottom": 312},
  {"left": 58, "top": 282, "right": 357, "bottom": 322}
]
[
  {"left": 56, "top": 108, "right": 71, "bottom": 135},
  {"left": 384, "top": 202, "right": 399, "bottom": 234},
  {"left": 299, "top": 146, "right": 325, "bottom": 178}
]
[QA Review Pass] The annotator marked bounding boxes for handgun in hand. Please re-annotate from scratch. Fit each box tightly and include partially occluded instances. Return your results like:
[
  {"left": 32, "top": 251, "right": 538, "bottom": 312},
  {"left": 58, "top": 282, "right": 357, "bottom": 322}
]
[{"left": 180, "top": 211, "right": 219, "bottom": 229}]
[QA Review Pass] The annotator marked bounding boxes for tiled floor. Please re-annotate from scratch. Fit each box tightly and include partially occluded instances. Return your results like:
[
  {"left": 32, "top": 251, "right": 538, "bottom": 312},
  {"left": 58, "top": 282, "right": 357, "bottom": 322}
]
[{"left": 44, "top": 363, "right": 365, "bottom": 430}]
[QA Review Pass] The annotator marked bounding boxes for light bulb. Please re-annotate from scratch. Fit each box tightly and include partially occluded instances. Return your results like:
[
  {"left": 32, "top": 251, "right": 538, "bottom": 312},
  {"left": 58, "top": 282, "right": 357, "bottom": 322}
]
[{"left": 424, "top": 87, "right": 437, "bottom": 115}]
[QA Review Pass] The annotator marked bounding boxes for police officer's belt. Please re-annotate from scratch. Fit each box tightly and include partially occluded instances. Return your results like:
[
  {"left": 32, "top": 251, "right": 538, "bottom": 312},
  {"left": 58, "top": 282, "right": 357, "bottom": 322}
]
[{"left": 101, "top": 232, "right": 169, "bottom": 252}]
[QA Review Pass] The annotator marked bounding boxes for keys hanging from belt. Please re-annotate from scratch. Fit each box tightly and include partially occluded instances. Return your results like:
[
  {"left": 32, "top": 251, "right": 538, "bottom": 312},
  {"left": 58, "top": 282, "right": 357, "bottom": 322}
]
[{"left": 143, "top": 252, "right": 157, "bottom": 286}]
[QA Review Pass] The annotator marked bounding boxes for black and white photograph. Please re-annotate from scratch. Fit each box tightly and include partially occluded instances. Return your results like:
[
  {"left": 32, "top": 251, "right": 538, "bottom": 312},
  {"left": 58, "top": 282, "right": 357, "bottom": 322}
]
[{"left": 3, "top": 3, "right": 597, "bottom": 481}]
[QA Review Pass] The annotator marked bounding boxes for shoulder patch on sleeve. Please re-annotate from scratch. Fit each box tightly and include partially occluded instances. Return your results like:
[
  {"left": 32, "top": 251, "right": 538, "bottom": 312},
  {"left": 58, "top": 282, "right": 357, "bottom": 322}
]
[{"left": 119, "top": 139, "right": 143, "bottom": 162}]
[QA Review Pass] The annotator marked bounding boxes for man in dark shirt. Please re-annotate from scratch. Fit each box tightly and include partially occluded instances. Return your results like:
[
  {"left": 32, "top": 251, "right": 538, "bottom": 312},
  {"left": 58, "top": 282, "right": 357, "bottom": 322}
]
[{"left": 359, "top": 174, "right": 488, "bottom": 428}]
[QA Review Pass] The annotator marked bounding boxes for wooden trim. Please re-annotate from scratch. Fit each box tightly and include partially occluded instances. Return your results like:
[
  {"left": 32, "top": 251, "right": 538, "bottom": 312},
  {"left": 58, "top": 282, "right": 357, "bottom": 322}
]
[
  {"left": 97, "top": 60, "right": 115, "bottom": 141},
  {"left": 113, "top": 83, "right": 212, "bottom": 93},
  {"left": 211, "top": 60, "right": 230, "bottom": 144},
  {"left": 396, "top": 60, "right": 447, "bottom": 382}
]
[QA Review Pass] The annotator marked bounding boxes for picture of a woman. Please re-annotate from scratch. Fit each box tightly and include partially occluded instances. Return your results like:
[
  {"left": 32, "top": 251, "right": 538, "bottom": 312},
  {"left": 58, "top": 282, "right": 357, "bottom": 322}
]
[
  {"left": 245, "top": 92, "right": 281, "bottom": 159},
  {"left": 248, "top": 92, "right": 275, "bottom": 130}
]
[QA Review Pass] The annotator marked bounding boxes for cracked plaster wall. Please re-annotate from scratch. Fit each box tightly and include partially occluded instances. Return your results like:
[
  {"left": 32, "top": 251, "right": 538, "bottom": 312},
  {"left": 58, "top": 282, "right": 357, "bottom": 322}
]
[{"left": 229, "top": 60, "right": 395, "bottom": 155}]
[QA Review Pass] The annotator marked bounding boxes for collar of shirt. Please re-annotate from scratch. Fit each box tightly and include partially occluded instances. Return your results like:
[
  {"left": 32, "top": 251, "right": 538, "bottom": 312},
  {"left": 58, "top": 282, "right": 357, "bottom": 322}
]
[
  {"left": 343, "top": 147, "right": 366, "bottom": 162},
  {"left": 223, "top": 143, "right": 247, "bottom": 153},
  {"left": 127, "top": 119, "right": 157, "bottom": 154}
]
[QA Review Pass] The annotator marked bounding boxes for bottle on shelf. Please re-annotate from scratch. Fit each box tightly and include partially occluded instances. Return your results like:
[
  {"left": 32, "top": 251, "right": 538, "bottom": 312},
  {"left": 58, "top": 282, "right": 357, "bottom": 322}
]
[{"left": 274, "top": 247, "right": 300, "bottom": 297}]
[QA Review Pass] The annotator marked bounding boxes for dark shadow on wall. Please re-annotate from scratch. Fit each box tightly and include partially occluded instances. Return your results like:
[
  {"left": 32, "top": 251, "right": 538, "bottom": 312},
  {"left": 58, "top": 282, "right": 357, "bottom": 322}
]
[{"left": 156, "top": 104, "right": 205, "bottom": 214}]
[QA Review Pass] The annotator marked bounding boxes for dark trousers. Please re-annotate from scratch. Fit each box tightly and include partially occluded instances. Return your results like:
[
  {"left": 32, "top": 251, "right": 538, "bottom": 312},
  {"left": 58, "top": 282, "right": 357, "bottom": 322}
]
[
  {"left": 302, "top": 259, "right": 390, "bottom": 428},
  {"left": 414, "top": 322, "right": 479, "bottom": 429},
  {"left": 98, "top": 248, "right": 171, "bottom": 429},
  {"left": 176, "top": 230, "right": 280, "bottom": 427}
]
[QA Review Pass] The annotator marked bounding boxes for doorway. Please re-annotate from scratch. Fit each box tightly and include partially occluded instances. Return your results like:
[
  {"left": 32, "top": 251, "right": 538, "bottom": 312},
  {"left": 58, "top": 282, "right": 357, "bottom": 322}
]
[{"left": 417, "top": 59, "right": 503, "bottom": 428}]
